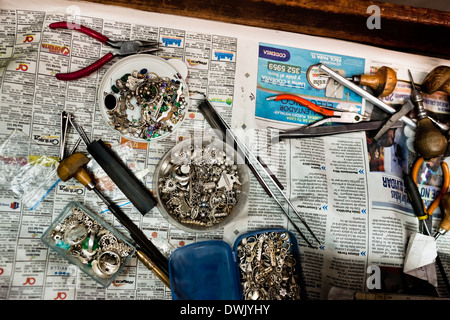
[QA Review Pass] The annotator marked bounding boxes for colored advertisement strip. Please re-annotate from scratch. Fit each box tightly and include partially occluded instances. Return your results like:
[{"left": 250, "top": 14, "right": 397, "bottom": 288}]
[{"left": 256, "top": 43, "right": 365, "bottom": 125}]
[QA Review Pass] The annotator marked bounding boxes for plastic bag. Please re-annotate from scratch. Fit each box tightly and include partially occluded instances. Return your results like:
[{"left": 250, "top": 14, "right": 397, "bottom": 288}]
[{"left": 0, "top": 130, "right": 60, "bottom": 210}]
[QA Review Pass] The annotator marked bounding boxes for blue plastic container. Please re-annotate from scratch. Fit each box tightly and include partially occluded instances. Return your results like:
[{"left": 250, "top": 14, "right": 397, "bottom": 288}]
[{"left": 168, "top": 228, "right": 305, "bottom": 300}]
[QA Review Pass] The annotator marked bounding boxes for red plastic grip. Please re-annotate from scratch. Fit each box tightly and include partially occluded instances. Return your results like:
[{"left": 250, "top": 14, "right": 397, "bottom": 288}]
[
  {"left": 55, "top": 53, "right": 115, "bottom": 81},
  {"left": 49, "top": 21, "right": 109, "bottom": 44},
  {"left": 274, "top": 94, "right": 335, "bottom": 117}
]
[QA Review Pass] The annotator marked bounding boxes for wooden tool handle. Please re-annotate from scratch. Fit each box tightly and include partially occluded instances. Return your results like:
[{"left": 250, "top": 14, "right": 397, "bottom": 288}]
[
  {"left": 57, "top": 152, "right": 90, "bottom": 181},
  {"left": 421, "top": 66, "right": 450, "bottom": 95},
  {"left": 357, "top": 66, "right": 397, "bottom": 98},
  {"left": 414, "top": 118, "right": 448, "bottom": 159}
]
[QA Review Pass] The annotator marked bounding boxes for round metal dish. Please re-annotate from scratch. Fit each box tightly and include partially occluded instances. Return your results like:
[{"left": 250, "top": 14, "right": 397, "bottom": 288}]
[
  {"left": 154, "top": 137, "right": 249, "bottom": 232},
  {"left": 98, "top": 55, "right": 189, "bottom": 142}
]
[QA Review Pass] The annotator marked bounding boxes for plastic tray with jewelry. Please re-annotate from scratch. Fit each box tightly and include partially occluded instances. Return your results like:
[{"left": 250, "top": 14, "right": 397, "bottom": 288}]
[
  {"left": 153, "top": 136, "right": 250, "bottom": 232},
  {"left": 98, "top": 55, "right": 190, "bottom": 142},
  {"left": 41, "top": 201, "right": 136, "bottom": 287},
  {"left": 168, "top": 228, "right": 306, "bottom": 300}
]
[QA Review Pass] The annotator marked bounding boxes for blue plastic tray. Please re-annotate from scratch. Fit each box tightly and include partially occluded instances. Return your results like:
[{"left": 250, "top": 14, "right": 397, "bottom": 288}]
[{"left": 168, "top": 228, "right": 305, "bottom": 300}]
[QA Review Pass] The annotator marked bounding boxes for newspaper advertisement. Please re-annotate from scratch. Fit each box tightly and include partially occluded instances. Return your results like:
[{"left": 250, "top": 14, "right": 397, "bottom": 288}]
[
  {"left": 255, "top": 43, "right": 365, "bottom": 127},
  {"left": 1, "top": 0, "right": 450, "bottom": 301}
]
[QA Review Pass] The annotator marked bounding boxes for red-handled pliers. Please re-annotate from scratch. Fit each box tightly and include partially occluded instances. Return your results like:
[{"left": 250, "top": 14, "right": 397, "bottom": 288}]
[
  {"left": 266, "top": 94, "right": 369, "bottom": 127},
  {"left": 49, "top": 22, "right": 160, "bottom": 81}
]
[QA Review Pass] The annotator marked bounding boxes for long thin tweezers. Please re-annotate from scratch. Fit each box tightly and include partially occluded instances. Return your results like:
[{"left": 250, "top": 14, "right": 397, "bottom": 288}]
[
  {"left": 198, "top": 98, "right": 321, "bottom": 247},
  {"left": 273, "top": 120, "right": 403, "bottom": 141}
]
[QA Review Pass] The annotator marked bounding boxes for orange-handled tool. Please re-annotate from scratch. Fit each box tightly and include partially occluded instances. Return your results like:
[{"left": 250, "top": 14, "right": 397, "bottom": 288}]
[
  {"left": 266, "top": 94, "right": 369, "bottom": 127},
  {"left": 267, "top": 94, "right": 335, "bottom": 116},
  {"left": 412, "top": 157, "right": 450, "bottom": 216}
]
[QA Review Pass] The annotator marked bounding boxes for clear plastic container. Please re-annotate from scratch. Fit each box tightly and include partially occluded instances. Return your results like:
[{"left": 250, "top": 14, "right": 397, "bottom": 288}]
[
  {"left": 153, "top": 137, "right": 250, "bottom": 232},
  {"left": 41, "top": 201, "right": 136, "bottom": 287}
]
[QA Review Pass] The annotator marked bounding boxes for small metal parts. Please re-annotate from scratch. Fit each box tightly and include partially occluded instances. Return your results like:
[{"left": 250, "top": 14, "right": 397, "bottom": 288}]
[
  {"left": 104, "top": 69, "right": 187, "bottom": 141},
  {"left": 157, "top": 141, "right": 243, "bottom": 230},
  {"left": 49, "top": 204, "right": 134, "bottom": 280},
  {"left": 237, "top": 231, "right": 302, "bottom": 300}
]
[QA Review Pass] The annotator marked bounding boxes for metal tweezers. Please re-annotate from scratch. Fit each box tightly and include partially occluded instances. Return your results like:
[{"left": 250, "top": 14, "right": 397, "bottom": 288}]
[{"left": 272, "top": 120, "right": 403, "bottom": 142}]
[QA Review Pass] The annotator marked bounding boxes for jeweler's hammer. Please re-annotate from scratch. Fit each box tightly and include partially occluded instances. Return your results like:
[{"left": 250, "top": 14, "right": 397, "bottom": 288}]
[{"left": 57, "top": 152, "right": 170, "bottom": 288}]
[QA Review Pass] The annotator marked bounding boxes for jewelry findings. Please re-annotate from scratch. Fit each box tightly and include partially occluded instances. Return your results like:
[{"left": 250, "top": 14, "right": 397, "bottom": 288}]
[
  {"left": 158, "top": 142, "right": 243, "bottom": 229},
  {"left": 237, "top": 231, "right": 302, "bottom": 300},
  {"left": 50, "top": 205, "right": 134, "bottom": 279},
  {"left": 104, "top": 69, "right": 187, "bottom": 141}
]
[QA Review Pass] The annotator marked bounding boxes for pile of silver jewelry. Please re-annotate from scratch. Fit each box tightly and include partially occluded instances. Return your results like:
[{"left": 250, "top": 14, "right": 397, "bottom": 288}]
[
  {"left": 237, "top": 231, "right": 302, "bottom": 300},
  {"left": 51, "top": 205, "right": 134, "bottom": 279},
  {"left": 158, "top": 143, "right": 242, "bottom": 228},
  {"left": 104, "top": 69, "right": 187, "bottom": 140}
]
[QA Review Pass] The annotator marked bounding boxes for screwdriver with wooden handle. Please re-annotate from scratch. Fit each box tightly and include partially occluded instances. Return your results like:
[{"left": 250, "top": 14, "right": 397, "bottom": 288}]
[
  {"left": 434, "top": 192, "right": 450, "bottom": 240},
  {"left": 350, "top": 66, "right": 397, "bottom": 98},
  {"left": 320, "top": 66, "right": 397, "bottom": 98},
  {"left": 57, "top": 152, "right": 171, "bottom": 288}
]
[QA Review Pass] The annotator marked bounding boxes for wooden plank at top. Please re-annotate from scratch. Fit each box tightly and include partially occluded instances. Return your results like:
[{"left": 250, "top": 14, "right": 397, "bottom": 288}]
[{"left": 84, "top": 0, "right": 450, "bottom": 59}]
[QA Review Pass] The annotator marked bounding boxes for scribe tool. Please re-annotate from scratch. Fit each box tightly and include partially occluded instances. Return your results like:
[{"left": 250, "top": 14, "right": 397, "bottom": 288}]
[
  {"left": 60, "top": 111, "right": 70, "bottom": 161},
  {"left": 198, "top": 98, "right": 321, "bottom": 247},
  {"left": 57, "top": 152, "right": 170, "bottom": 287},
  {"left": 49, "top": 22, "right": 160, "bottom": 80}
]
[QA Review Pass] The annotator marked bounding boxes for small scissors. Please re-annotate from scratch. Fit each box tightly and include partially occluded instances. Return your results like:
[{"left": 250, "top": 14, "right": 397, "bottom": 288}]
[
  {"left": 49, "top": 22, "right": 160, "bottom": 81},
  {"left": 266, "top": 94, "right": 370, "bottom": 127},
  {"left": 411, "top": 157, "right": 450, "bottom": 235}
]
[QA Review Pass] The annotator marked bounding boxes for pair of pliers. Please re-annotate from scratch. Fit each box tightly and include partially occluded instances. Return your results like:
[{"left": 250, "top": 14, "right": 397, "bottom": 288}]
[
  {"left": 408, "top": 157, "right": 450, "bottom": 235},
  {"left": 404, "top": 158, "right": 450, "bottom": 295},
  {"left": 49, "top": 22, "right": 160, "bottom": 81},
  {"left": 266, "top": 94, "right": 370, "bottom": 127}
]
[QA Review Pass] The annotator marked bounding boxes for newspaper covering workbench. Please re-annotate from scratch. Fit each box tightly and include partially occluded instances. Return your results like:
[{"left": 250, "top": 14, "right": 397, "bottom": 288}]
[{"left": 1, "top": 0, "right": 450, "bottom": 300}]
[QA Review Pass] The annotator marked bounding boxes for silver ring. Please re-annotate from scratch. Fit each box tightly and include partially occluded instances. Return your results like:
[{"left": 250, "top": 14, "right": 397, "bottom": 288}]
[
  {"left": 97, "top": 250, "right": 121, "bottom": 276},
  {"left": 64, "top": 223, "right": 88, "bottom": 246},
  {"left": 91, "top": 260, "right": 109, "bottom": 279}
]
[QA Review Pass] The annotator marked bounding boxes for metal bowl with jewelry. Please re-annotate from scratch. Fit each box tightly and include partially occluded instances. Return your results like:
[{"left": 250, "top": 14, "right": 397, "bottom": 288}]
[
  {"left": 153, "top": 137, "right": 250, "bottom": 232},
  {"left": 98, "top": 55, "right": 189, "bottom": 142}
]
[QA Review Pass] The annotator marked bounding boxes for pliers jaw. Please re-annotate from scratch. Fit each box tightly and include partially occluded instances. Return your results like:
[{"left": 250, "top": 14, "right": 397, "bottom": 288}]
[
  {"left": 106, "top": 39, "right": 161, "bottom": 55},
  {"left": 307, "top": 111, "right": 370, "bottom": 127}
]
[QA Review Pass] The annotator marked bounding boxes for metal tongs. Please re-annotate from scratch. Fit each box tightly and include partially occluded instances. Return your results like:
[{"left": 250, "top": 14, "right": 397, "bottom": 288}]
[{"left": 49, "top": 22, "right": 160, "bottom": 80}]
